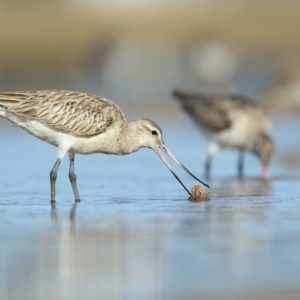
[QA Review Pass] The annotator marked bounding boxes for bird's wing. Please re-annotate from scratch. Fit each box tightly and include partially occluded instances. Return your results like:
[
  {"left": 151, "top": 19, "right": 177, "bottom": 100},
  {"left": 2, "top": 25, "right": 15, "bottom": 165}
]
[
  {"left": 0, "top": 90, "right": 125, "bottom": 137},
  {"left": 173, "top": 90, "right": 258, "bottom": 132},
  {"left": 187, "top": 98, "right": 232, "bottom": 131},
  {"left": 173, "top": 91, "right": 231, "bottom": 131}
]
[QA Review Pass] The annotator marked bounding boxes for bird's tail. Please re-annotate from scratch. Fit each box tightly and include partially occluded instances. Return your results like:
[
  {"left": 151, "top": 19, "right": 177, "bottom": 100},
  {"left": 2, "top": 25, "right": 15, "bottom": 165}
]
[
  {"left": 0, "top": 92, "right": 26, "bottom": 109},
  {"left": 172, "top": 89, "right": 207, "bottom": 102},
  {"left": 172, "top": 89, "right": 191, "bottom": 100}
]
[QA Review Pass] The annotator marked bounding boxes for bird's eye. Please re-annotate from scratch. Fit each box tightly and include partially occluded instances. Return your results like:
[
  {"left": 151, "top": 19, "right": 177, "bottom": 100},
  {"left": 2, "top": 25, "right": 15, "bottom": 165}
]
[{"left": 151, "top": 130, "right": 158, "bottom": 136}]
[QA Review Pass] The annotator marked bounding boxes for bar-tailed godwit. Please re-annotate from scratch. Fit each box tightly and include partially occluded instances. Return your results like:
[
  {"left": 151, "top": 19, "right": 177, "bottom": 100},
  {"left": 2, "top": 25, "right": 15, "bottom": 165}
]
[
  {"left": 0, "top": 90, "right": 208, "bottom": 202},
  {"left": 172, "top": 89, "right": 274, "bottom": 180}
]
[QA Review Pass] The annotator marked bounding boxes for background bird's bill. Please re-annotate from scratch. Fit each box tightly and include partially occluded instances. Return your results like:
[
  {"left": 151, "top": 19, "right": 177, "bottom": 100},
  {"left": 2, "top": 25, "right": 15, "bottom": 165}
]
[
  {"left": 155, "top": 144, "right": 209, "bottom": 196},
  {"left": 263, "top": 164, "right": 270, "bottom": 181}
]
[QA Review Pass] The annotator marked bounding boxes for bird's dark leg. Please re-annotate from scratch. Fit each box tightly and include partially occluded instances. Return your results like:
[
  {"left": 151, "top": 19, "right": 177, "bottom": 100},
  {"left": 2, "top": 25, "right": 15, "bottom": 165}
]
[
  {"left": 238, "top": 151, "right": 244, "bottom": 179},
  {"left": 69, "top": 152, "right": 80, "bottom": 202},
  {"left": 50, "top": 158, "right": 61, "bottom": 203}
]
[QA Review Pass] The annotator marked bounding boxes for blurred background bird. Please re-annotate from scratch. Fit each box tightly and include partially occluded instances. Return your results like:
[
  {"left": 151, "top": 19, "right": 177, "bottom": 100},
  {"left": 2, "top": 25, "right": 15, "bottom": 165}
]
[{"left": 172, "top": 89, "right": 274, "bottom": 180}]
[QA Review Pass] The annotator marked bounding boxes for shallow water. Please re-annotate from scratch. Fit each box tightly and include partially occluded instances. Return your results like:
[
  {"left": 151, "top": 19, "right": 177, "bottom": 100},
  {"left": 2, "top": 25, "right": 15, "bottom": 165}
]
[{"left": 0, "top": 114, "right": 299, "bottom": 300}]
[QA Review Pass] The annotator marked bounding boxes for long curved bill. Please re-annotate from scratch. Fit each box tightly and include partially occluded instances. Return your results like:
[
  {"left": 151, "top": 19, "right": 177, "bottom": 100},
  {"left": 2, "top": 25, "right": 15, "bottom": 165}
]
[{"left": 155, "top": 143, "right": 209, "bottom": 196}]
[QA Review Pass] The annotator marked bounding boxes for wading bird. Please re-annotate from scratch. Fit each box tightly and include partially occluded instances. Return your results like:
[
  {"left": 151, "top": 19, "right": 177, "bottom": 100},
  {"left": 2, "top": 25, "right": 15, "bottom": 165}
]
[
  {"left": 0, "top": 90, "right": 208, "bottom": 202},
  {"left": 173, "top": 89, "right": 274, "bottom": 180}
]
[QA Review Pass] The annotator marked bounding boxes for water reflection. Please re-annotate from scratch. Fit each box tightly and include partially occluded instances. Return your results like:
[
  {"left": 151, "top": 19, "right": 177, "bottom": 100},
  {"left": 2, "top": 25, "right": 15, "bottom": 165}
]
[
  {"left": 45, "top": 202, "right": 163, "bottom": 300},
  {"left": 0, "top": 117, "right": 300, "bottom": 300},
  {"left": 208, "top": 178, "right": 272, "bottom": 198},
  {"left": 1, "top": 177, "right": 299, "bottom": 300}
]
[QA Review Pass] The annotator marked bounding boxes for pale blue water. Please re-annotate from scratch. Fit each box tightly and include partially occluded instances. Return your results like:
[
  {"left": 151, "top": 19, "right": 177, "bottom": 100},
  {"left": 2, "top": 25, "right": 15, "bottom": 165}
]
[{"left": 0, "top": 113, "right": 299, "bottom": 300}]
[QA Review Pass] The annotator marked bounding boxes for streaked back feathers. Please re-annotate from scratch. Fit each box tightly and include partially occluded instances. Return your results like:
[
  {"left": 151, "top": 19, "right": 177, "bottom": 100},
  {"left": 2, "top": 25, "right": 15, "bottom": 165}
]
[{"left": 0, "top": 90, "right": 126, "bottom": 137}]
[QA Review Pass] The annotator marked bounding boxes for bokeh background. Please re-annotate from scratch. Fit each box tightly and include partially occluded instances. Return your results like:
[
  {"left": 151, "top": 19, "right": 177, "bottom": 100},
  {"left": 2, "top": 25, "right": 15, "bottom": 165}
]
[
  {"left": 1, "top": 0, "right": 299, "bottom": 181},
  {"left": 1, "top": 0, "right": 300, "bottom": 110},
  {"left": 0, "top": 1, "right": 300, "bottom": 300}
]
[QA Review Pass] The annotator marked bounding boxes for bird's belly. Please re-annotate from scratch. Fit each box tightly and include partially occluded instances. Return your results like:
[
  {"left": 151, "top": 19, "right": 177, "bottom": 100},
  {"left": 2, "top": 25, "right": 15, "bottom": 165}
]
[
  {"left": 17, "top": 119, "right": 80, "bottom": 150},
  {"left": 213, "top": 124, "right": 249, "bottom": 149},
  {"left": 69, "top": 131, "right": 118, "bottom": 155},
  {"left": 4, "top": 113, "right": 61, "bottom": 147},
  {"left": 4, "top": 112, "right": 119, "bottom": 154}
]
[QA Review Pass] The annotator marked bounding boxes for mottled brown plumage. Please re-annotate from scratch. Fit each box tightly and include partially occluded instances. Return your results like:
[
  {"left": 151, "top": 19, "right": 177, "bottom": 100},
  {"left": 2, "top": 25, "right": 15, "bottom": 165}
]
[
  {"left": 173, "top": 90, "right": 262, "bottom": 132},
  {"left": 0, "top": 91, "right": 125, "bottom": 137}
]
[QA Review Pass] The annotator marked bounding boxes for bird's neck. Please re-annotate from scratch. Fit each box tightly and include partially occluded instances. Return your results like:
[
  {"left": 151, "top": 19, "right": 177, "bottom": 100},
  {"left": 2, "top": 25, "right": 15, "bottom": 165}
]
[{"left": 115, "top": 121, "right": 144, "bottom": 155}]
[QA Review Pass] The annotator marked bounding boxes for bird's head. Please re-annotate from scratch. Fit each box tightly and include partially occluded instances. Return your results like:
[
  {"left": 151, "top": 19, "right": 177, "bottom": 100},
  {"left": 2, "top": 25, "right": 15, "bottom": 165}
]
[
  {"left": 129, "top": 119, "right": 209, "bottom": 195},
  {"left": 132, "top": 119, "right": 164, "bottom": 151}
]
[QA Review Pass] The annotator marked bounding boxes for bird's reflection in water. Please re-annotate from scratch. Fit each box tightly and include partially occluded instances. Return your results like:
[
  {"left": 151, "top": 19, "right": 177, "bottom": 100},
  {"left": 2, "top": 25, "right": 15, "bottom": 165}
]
[
  {"left": 47, "top": 201, "right": 163, "bottom": 300},
  {"left": 208, "top": 177, "right": 272, "bottom": 199},
  {"left": 50, "top": 202, "right": 58, "bottom": 222},
  {"left": 69, "top": 202, "right": 78, "bottom": 237},
  {"left": 50, "top": 202, "right": 78, "bottom": 238}
]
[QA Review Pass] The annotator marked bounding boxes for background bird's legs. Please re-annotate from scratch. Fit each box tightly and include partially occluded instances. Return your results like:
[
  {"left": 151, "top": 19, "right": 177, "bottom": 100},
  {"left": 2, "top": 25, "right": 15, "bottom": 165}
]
[
  {"left": 238, "top": 151, "right": 245, "bottom": 179},
  {"left": 205, "top": 142, "right": 219, "bottom": 180}
]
